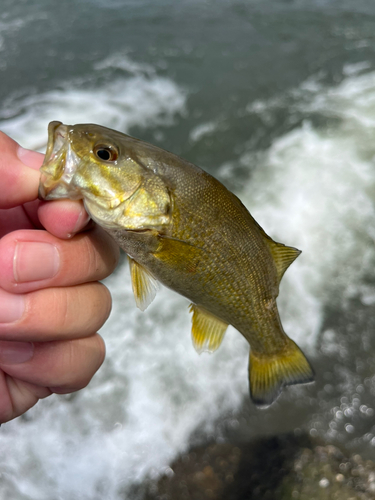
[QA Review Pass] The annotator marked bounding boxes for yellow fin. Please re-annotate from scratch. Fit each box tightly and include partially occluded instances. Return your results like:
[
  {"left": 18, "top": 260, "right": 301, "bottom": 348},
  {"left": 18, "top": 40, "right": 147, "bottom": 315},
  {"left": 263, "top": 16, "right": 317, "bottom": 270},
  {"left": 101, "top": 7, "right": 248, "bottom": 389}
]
[
  {"left": 189, "top": 304, "right": 228, "bottom": 354},
  {"left": 128, "top": 256, "right": 159, "bottom": 311},
  {"left": 153, "top": 234, "right": 206, "bottom": 274},
  {"left": 251, "top": 216, "right": 301, "bottom": 284},
  {"left": 264, "top": 239, "right": 301, "bottom": 284},
  {"left": 249, "top": 339, "right": 314, "bottom": 408}
]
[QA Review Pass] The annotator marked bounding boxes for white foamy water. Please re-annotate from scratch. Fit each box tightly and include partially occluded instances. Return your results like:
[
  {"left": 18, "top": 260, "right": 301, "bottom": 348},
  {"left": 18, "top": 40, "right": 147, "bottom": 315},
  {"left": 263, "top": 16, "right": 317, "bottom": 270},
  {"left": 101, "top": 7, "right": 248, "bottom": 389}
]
[
  {"left": 0, "top": 54, "right": 186, "bottom": 150},
  {"left": 241, "top": 68, "right": 375, "bottom": 349},
  {"left": 1, "top": 67, "right": 375, "bottom": 499}
]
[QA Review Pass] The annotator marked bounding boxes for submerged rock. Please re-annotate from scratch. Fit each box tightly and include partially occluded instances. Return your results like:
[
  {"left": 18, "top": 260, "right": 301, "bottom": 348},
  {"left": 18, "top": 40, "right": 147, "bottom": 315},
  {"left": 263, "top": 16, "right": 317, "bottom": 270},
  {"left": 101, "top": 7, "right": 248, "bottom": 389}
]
[{"left": 141, "top": 434, "right": 375, "bottom": 500}]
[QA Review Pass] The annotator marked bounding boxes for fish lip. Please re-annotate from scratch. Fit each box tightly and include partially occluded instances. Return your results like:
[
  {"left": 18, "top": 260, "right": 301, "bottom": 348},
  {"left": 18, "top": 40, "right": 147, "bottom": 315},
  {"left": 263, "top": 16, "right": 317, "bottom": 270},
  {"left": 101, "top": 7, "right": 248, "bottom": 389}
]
[
  {"left": 38, "top": 172, "right": 83, "bottom": 200},
  {"left": 45, "top": 121, "right": 66, "bottom": 160},
  {"left": 38, "top": 177, "right": 48, "bottom": 200},
  {"left": 37, "top": 172, "right": 75, "bottom": 200},
  {"left": 39, "top": 121, "right": 82, "bottom": 200}
]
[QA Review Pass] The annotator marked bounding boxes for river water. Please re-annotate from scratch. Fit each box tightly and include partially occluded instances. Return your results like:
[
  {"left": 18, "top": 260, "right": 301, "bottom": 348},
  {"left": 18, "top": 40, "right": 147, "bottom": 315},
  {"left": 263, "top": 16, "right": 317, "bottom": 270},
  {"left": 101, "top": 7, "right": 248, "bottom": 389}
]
[{"left": 1, "top": 0, "right": 375, "bottom": 498}]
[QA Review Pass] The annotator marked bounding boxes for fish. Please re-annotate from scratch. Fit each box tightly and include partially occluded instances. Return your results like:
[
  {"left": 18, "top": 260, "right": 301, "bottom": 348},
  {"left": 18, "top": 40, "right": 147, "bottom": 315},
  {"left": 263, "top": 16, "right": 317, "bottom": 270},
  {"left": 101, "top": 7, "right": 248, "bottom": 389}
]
[{"left": 38, "top": 121, "right": 314, "bottom": 407}]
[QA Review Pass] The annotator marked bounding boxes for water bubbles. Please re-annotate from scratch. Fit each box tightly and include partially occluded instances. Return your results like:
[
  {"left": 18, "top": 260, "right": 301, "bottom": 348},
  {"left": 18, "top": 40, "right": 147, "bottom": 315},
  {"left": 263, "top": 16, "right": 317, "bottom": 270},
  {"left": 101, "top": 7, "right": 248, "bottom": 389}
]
[
  {"left": 363, "top": 433, "right": 374, "bottom": 442},
  {"left": 335, "top": 410, "right": 344, "bottom": 420},
  {"left": 352, "top": 397, "right": 361, "bottom": 407},
  {"left": 344, "top": 408, "right": 354, "bottom": 417},
  {"left": 319, "top": 477, "right": 330, "bottom": 488},
  {"left": 345, "top": 424, "right": 355, "bottom": 434},
  {"left": 324, "top": 384, "right": 334, "bottom": 394},
  {"left": 162, "top": 466, "right": 174, "bottom": 478}
]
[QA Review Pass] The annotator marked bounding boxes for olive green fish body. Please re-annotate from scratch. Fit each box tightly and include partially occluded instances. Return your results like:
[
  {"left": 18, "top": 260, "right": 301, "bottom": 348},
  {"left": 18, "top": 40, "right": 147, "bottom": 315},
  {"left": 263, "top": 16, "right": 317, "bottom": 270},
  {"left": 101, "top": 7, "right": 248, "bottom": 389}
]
[
  {"left": 39, "top": 122, "right": 314, "bottom": 407},
  {"left": 115, "top": 158, "right": 285, "bottom": 350}
]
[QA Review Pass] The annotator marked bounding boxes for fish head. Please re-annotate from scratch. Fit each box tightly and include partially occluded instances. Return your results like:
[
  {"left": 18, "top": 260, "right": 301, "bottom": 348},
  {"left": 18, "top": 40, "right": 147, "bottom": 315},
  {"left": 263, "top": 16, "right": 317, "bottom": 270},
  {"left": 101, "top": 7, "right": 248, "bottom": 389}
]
[{"left": 39, "top": 121, "right": 172, "bottom": 231}]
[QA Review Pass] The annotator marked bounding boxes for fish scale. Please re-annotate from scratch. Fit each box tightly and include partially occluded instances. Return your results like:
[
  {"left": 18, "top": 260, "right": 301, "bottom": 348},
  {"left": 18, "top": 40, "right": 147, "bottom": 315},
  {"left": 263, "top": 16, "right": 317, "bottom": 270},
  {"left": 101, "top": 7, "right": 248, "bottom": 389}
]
[{"left": 39, "top": 121, "right": 314, "bottom": 407}]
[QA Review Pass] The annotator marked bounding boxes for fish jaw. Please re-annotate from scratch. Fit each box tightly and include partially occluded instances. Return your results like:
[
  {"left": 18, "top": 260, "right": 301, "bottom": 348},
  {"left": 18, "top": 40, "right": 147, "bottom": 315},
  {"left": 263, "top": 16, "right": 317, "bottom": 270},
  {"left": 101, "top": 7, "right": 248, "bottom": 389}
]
[{"left": 39, "top": 121, "right": 83, "bottom": 201}]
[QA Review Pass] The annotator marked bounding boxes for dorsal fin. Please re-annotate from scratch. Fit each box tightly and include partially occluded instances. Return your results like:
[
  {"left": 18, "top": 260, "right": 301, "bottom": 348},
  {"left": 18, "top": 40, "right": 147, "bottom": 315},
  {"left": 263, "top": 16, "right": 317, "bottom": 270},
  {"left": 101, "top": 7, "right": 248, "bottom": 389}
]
[
  {"left": 264, "top": 239, "right": 301, "bottom": 284},
  {"left": 189, "top": 304, "right": 228, "bottom": 354},
  {"left": 250, "top": 215, "right": 301, "bottom": 284},
  {"left": 128, "top": 256, "right": 159, "bottom": 311}
]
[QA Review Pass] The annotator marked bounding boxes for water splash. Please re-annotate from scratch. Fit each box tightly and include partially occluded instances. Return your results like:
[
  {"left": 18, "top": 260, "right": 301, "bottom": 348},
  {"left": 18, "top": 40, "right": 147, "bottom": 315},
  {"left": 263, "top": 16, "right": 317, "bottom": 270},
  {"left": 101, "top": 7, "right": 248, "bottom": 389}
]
[{"left": 0, "top": 54, "right": 186, "bottom": 150}]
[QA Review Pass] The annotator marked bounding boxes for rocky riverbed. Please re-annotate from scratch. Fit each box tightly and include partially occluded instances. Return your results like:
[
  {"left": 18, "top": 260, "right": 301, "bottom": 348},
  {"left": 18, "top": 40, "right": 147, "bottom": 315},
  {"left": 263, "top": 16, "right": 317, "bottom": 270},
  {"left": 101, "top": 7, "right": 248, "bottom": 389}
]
[{"left": 139, "top": 435, "right": 375, "bottom": 500}]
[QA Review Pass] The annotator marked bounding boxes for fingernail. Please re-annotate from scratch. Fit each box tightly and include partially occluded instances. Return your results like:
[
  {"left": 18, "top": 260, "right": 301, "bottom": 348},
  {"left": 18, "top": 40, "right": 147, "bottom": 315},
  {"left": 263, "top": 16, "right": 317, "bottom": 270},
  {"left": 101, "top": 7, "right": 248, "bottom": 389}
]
[
  {"left": 14, "top": 242, "right": 60, "bottom": 283},
  {"left": 0, "top": 291, "right": 25, "bottom": 323},
  {"left": 17, "top": 146, "right": 44, "bottom": 169},
  {"left": 0, "top": 341, "right": 34, "bottom": 364}
]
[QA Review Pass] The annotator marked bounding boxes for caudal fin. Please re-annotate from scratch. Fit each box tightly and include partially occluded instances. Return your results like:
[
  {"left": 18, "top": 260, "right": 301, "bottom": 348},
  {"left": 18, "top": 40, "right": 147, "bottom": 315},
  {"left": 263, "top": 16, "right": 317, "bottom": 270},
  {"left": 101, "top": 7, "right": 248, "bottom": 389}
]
[{"left": 249, "top": 339, "right": 314, "bottom": 408}]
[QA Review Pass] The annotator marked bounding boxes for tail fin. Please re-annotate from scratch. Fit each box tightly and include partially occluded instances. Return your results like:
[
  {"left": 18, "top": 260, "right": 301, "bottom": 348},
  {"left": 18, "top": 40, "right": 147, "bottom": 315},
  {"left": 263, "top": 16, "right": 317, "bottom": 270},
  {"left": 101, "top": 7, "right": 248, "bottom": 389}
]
[{"left": 249, "top": 339, "right": 314, "bottom": 408}]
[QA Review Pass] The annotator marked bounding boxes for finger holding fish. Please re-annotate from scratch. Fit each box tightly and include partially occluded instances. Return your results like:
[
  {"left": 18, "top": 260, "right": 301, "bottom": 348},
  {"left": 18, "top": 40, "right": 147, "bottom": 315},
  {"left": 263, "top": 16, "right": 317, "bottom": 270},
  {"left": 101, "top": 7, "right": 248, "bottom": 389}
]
[
  {"left": 0, "top": 131, "right": 41, "bottom": 209},
  {"left": 0, "top": 281, "right": 111, "bottom": 342},
  {"left": 0, "top": 334, "right": 105, "bottom": 392},
  {"left": 0, "top": 333, "right": 105, "bottom": 423},
  {"left": 0, "top": 226, "right": 119, "bottom": 294},
  {"left": 0, "top": 130, "right": 91, "bottom": 238},
  {"left": 0, "top": 130, "right": 120, "bottom": 424}
]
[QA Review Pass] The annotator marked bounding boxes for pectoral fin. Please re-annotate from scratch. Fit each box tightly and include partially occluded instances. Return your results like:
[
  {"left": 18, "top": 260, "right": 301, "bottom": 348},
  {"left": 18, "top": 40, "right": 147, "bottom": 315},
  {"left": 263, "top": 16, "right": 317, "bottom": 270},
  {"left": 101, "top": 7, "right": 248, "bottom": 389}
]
[
  {"left": 153, "top": 234, "right": 206, "bottom": 274},
  {"left": 189, "top": 304, "right": 228, "bottom": 354},
  {"left": 128, "top": 257, "right": 159, "bottom": 311},
  {"left": 249, "top": 338, "right": 314, "bottom": 408}
]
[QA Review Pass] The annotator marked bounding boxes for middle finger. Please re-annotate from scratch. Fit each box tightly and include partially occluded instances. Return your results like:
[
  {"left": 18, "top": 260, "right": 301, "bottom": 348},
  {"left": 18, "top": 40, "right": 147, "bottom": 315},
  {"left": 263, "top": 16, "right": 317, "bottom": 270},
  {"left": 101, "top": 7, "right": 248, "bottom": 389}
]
[{"left": 0, "top": 225, "right": 120, "bottom": 294}]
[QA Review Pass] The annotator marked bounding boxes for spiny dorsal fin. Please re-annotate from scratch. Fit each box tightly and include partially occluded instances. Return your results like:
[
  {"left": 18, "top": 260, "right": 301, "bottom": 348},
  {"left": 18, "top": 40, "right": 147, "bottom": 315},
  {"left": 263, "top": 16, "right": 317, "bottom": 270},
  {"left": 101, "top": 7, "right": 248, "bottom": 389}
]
[
  {"left": 249, "top": 338, "right": 314, "bottom": 408},
  {"left": 128, "top": 256, "right": 159, "bottom": 311},
  {"left": 189, "top": 304, "right": 228, "bottom": 354},
  {"left": 264, "top": 239, "right": 301, "bottom": 284}
]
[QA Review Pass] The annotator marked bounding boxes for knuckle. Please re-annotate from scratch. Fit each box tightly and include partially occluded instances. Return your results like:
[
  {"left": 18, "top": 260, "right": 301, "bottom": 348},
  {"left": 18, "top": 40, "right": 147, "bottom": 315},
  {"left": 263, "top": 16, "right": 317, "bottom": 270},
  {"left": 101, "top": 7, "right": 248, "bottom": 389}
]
[
  {"left": 50, "top": 335, "right": 105, "bottom": 392},
  {"left": 23, "top": 283, "right": 112, "bottom": 341},
  {"left": 49, "top": 288, "right": 71, "bottom": 331},
  {"left": 97, "top": 283, "right": 112, "bottom": 322},
  {"left": 74, "top": 283, "right": 112, "bottom": 335},
  {"left": 85, "top": 227, "right": 120, "bottom": 279},
  {"left": 79, "top": 235, "right": 101, "bottom": 280}
]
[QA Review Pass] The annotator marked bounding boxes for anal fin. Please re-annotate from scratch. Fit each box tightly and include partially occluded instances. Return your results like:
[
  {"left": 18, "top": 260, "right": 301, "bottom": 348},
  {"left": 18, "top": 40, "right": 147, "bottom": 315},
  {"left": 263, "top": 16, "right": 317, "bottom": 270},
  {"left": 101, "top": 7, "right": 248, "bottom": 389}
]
[
  {"left": 249, "top": 338, "right": 314, "bottom": 408},
  {"left": 128, "top": 256, "right": 159, "bottom": 311},
  {"left": 189, "top": 304, "right": 228, "bottom": 354}
]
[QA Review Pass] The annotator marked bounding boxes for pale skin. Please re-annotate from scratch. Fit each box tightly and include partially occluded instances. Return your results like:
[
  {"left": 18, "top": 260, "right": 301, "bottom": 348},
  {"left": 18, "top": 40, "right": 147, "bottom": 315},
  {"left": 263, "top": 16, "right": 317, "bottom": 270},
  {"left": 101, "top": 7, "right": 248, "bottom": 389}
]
[{"left": 0, "top": 131, "right": 120, "bottom": 423}]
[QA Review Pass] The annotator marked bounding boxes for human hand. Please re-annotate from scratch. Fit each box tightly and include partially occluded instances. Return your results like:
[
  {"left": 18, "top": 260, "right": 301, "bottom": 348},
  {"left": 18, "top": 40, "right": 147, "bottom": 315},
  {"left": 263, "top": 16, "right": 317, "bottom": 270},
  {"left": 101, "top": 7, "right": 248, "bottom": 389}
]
[{"left": 0, "top": 131, "right": 120, "bottom": 423}]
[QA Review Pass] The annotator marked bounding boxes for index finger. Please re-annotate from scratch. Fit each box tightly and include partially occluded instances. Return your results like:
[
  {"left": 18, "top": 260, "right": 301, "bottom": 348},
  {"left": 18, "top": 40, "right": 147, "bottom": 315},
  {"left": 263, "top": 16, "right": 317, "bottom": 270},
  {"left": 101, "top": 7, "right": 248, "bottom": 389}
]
[{"left": 0, "top": 132, "right": 43, "bottom": 209}]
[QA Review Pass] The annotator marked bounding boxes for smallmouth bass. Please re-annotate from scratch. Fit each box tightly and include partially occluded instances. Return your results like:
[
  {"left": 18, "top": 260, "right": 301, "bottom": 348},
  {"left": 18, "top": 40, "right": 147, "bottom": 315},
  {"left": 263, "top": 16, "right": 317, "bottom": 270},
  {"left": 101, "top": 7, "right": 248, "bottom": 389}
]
[{"left": 39, "top": 121, "right": 314, "bottom": 407}]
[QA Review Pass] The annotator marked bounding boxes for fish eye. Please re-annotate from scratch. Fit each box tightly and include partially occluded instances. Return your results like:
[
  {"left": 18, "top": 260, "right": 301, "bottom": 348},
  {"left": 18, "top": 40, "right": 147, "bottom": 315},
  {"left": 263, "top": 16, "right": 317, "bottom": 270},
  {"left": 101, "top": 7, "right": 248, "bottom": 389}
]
[{"left": 93, "top": 145, "right": 118, "bottom": 162}]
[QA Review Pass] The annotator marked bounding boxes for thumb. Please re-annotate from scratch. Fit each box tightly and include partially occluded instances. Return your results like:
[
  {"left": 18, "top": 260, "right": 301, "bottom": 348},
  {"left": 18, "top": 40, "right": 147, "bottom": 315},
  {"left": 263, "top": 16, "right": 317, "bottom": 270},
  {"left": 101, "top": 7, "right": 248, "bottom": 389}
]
[{"left": 0, "top": 131, "right": 44, "bottom": 209}]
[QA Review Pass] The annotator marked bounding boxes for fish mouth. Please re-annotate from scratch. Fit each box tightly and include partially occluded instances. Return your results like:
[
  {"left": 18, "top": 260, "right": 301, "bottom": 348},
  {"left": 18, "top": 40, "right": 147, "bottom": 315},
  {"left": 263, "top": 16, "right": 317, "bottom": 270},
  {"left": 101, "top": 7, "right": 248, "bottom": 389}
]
[
  {"left": 45, "top": 121, "right": 67, "bottom": 161},
  {"left": 38, "top": 121, "right": 81, "bottom": 200}
]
